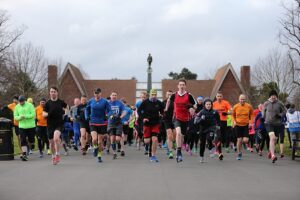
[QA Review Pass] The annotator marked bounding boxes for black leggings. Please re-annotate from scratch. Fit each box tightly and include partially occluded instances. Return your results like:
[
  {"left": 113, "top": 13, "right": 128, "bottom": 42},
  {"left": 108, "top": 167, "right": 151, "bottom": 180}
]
[
  {"left": 257, "top": 129, "right": 269, "bottom": 151},
  {"left": 220, "top": 121, "right": 229, "bottom": 148},
  {"left": 189, "top": 131, "right": 200, "bottom": 150},
  {"left": 227, "top": 126, "right": 236, "bottom": 146},
  {"left": 199, "top": 131, "right": 214, "bottom": 157},
  {"left": 36, "top": 126, "right": 49, "bottom": 152},
  {"left": 249, "top": 134, "right": 255, "bottom": 148}
]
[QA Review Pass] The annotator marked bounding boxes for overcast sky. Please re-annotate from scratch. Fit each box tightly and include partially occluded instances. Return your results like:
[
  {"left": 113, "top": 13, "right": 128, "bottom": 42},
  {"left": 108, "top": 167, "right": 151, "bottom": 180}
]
[{"left": 1, "top": 0, "right": 286, "bottom": 81}]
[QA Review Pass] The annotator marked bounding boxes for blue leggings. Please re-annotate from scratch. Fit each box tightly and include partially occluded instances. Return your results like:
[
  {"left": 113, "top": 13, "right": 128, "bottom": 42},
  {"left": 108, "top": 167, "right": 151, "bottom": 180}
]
[{"left": 73, "top": 122, "right": 80, "bottom": 146}]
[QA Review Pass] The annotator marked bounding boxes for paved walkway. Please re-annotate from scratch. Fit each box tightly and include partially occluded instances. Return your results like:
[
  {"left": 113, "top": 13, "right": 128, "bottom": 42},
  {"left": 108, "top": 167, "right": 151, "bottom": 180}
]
[{"left": 0, "top": 146, "right": 299, "bottom": 200}]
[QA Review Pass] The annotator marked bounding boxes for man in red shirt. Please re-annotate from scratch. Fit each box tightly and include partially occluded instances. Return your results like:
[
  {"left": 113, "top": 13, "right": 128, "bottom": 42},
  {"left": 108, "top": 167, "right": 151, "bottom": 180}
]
[{"left": 166, "top": 79, "right": 196, "bottom": 162}]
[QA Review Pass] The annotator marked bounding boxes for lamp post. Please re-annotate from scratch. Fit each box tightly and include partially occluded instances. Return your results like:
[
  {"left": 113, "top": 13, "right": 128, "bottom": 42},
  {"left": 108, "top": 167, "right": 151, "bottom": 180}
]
[{"left": 147, "top": 53, "right": 153, "bottom": 93}]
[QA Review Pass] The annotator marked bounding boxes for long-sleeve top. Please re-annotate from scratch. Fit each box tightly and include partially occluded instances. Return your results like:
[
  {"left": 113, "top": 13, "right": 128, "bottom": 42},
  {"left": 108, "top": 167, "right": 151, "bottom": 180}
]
[
  {"left": 85, "top": 98, "right": 110, "bottom": 125},
  {"left": 194, "top": 108, "right": 220, "bottom": 133},
  {"left": 14, "top": 102, "right": 36, "bottom": 129},
  {"left": 138, "top": 98, "right": 164, "bottom": 126}
]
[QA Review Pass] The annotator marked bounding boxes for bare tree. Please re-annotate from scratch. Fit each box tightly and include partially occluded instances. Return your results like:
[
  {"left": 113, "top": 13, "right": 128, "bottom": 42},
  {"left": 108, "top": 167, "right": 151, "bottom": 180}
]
[
  {"left": 0, "top": 10, "right": 26, "bottom": 62},
  {"left": 252, "top": 48, "right": 297, "bottom": 97},
  {"left": 279, "top": 0, "right": 300, "bottom": 86},
  {"left": 4, "top": 43, "right": 48, "bottom": 101}
]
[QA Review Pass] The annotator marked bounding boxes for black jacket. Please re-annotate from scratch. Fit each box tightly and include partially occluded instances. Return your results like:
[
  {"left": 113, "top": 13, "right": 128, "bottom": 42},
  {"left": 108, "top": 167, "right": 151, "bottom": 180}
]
[
  {"left": 138, "top": 98, "right": 164, "bottom": 126},
  {"left": 194, "top": 108, "right": 220, "bottom": 133}
]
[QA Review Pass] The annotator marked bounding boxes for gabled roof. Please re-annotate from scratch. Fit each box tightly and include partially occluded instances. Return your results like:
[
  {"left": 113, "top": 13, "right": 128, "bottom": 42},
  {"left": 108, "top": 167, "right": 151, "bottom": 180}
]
[
  {"left": 59, "top": 63, "right": 87, "bottom": 95},
  {"left": 210, "top": 63, "right": 246, "bottom": 99}
]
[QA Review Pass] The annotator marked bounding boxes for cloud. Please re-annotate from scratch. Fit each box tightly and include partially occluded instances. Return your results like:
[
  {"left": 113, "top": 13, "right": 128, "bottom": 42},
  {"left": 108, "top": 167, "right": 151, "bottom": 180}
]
[{"left": 163, "top": 0, "right": 212, "bottom": 21}]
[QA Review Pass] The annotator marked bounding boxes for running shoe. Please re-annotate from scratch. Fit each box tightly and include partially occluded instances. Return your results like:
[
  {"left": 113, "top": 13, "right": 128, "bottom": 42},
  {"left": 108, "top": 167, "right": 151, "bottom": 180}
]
[
  {"left": 280, "top": 154, "right": 284, "bottom": 158},
  {"left": 113, "top": 153, "right": 117, "bottom": 159},
  {"left": 47, "top": 149, "right": 52, "bottom": 155},
  {"left": 117, "top": 149, "right": 121, "bottom": 153},
  {"left": 258, "top": 150, "right": 263, "bottom": 156},
  {"left": 73, "top": 145, "right": 79, "bottom": 151},
  {"left": 219, "top": 153, "right": 224, "bottom": 161},
  {"left": 162, "top": 143, "right": 168, "bottom": 149},
  {"left": 120, "top": 151, "right": 125, "bottom": 156},
  {"left": 199, "top": 156, "right": 204, "bottom": 163},
  {"left": 82, "top": 150, "right": 87, "bottom": 156},
  {"left": 249, "top": 148, "right": 254, "bottom": 153},
  {"left": 98, "top": 156, "right": 103, "bottom": 163},
  {"left": 55, "top": 155, "right": 61, "bottom": 164},
  {"left": 21, "top": 155, "right": 28, "bottom": 161},
  {"left": 150, "top": 156, "right": 159, "bottom": 162},
  {"left": 176, "top": 153, "right": 183, "bottom": 163},
  {"left": 168, "top": 152, "right": 174, "bottom": 159},
  {"left": 93, "top": 147, "right": 99, "bottom": 157},
  {"left": 267, "top": 152, "right": 272, "bottom": 159},
  {"left": 64, "top": 151, "right": 69, "bottom": 156},
  {"left": 52, "top": 156, "right": 57, "bottom": 165},
  {"left": 271, "top": 155, "right": 277, "bottom": 163},
  {"left": 39, "top": 151, "right": 43, "bottom": 158},
  {"left": 236, "top": 153, "right": 242, "bottom": 160},
  {"left": 106, "top": 149, "right": 110, "bottom": 154},
  {"left": 166, "top": 149, "right": 170, "bottom": 156}
]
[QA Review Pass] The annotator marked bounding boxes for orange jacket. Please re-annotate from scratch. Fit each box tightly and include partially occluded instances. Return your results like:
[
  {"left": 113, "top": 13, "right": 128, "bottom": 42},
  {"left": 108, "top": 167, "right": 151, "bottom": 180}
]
[
  {"left": 213, "top": 100, "right": 231, "bottom": 121},
  {"left": 232, "top": 103, "right": 254, "bottom": 126},
  {"left": 35, "top": 105, "right": 47, "bottom": 127},
  {"left": 8, "top": 102, "right": 19, "bottom": 126}
]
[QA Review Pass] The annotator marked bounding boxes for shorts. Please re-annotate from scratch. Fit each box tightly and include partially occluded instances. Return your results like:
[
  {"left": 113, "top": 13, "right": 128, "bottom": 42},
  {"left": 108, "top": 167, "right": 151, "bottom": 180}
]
[
  {"left": 123, "top": 124, "right": 129, "bottom": 135},
  {"left": 79, "top": 121, "right": 90, "bottom": 133},
  {"left": 163, "top": 119, "right": 174, "bottom": 130},
  {"left": 143, "top": 124, "right": 160, "bottom": 139},
  {"left": 107, "top": 123, "right": 122, "bottom": 136},
  {"left": 235, "top": 125, "right": 249, "bottom": 138},
  {"left": 265, "top": 124, "right": 281, "bottom": 138},
  {"left": 14, "top": 125, "right": 20, "bottom": 136},
  {"left": 173, "top": 119, "right": 188, "bottom": 136},
  {"left": 90, "top": 125, "right": 107, "bottom": 135},
  {"left": 47, "top": 126, "right": 63, "bottom": 140},
  {"left": 19, "top": 128, "right": 35, "bottom": 146}
]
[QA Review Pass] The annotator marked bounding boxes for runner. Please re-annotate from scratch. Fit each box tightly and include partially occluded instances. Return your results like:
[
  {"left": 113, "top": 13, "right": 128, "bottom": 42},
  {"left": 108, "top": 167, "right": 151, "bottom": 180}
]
[
  {"left": 121, "top": 100, "right": 133, "bottom": 147},
  {"left": 76, "top": 95, "right": 90, "bottom": 155},
  {"left": 213, "top": 91, "right": 231, "bottom": 160},
  {"left": 43, "top": 86, "right": 67, "bottom": 165},
  {"left": 14, "top": 95, "right": 36, "bottom": 161},
  {"left": 35, "top": 98, "right": 50, "bottom": 157},
  {"left": 85, "top": 88, "right": 110, "bottom": 163},
  {"left": 232, "top": 94, "right": 254, "bottom": 160},
  {"left": 254, "top": 104, "right": 269, "bottom": 156},
  {"left": 135, "top": 91, "right": 147, "bottom": 152},
  {"left": 8, "top": 96, "right": 22, "bottom": 156},
  {"left": 138, "top": 89, "right": 164, "bottom": 162},
  {"left": 186, "top": 107, "right": 197, "bottom": 156},
  {"left": 70, "top": 98, "right": 80, "bottom": 151},
  {"left": 107, "top": 91, "right": 126, "bottom": 159},
  {"left": 262, "top": 90, "right": 286, "bottom": 163},
  {"left": 162, "top": 90, "right": 176, "bottom": 159},
  {"left": 194, "top": 98, "right": 220, "bottom": 163},
  {"left": 165, "top": 79, "right": 196, "bottom": 162}
]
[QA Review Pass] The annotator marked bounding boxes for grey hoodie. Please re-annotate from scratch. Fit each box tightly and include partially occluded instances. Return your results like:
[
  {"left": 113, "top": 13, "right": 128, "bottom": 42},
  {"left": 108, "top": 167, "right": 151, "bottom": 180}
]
[{"left": 262, "top": 99, "right": 286, "bottom": 125}]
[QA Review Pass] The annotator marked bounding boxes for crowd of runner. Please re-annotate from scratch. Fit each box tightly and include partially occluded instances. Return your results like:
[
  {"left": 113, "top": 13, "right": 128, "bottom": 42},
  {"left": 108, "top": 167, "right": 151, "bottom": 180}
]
[{"left": 2, "top": 79, "right": 300, "bottom": 165}]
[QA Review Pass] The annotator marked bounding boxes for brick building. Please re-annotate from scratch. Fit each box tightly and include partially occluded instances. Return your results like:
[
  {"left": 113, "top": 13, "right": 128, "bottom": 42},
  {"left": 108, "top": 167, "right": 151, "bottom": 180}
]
[{"left": 48, "top": 62, "right": 250, "bottom": 106}]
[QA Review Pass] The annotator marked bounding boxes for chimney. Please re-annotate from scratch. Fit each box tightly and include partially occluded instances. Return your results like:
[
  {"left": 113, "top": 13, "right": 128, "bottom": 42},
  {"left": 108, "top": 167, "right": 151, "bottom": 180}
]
[
  {"left": 240, "top": 66, "right": 250, "bottom": 91},
  {"left": 48, "top": 65, "right": 58, "bottom": 91}
]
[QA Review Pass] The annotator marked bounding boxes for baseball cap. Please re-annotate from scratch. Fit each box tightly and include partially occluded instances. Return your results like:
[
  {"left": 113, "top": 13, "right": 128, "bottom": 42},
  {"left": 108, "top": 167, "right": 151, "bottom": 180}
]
[
  {"left": 18, "top": 95, "right": 26, "bottom": 102},
  {"left": 197, "top": 96, "right": 204, "bottom": 101}
]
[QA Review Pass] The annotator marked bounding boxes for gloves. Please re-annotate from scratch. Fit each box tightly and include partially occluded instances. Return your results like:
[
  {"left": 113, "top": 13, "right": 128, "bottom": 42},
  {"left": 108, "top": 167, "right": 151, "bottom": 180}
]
[
  {"left": 216, "top": 125, "right": 220, "bottom": 130},
  {"left": 221, "top": 112, "right": 228, "bottom": 116},
  {"left": 201, "top": 115, "right": 206, "bottom": 120}
]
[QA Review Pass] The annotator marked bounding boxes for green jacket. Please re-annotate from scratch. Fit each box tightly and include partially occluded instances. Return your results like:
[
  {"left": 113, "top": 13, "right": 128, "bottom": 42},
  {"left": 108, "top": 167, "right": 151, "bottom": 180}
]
[{"left": 14, "top": 102, "right": 36, "bottom": 129}]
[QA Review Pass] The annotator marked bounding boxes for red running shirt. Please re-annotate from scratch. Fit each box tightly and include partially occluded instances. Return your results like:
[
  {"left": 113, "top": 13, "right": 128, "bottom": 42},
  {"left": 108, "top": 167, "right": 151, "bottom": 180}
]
[{"left": 170, "top": 92, "right": 195, "bottom": 122}]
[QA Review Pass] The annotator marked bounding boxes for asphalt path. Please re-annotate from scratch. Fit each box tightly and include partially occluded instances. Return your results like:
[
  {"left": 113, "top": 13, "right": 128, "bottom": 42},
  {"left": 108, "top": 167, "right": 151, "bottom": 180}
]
[{"left": 0, "top": 146, "right": 299, "bottom": 200}]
